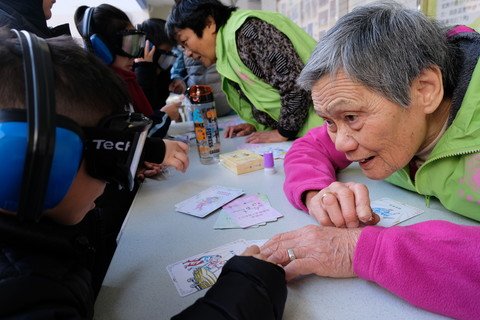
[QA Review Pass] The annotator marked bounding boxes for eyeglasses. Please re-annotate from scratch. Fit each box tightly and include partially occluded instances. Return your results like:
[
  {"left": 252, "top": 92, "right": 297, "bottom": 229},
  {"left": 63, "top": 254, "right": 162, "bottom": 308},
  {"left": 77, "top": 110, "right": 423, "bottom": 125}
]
[
  {"left": 116, "top": 30, "right": 146, "bottom": 58},
  {"left": 157, "top": 49, "right": 178, "bottom": 70}
]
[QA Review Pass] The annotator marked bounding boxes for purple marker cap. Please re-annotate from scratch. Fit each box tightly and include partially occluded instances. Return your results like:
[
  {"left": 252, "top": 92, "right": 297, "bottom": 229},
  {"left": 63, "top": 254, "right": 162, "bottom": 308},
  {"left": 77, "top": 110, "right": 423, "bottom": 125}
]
[{"left": 263, "top": 152, "right": 274, "bottom": 168}]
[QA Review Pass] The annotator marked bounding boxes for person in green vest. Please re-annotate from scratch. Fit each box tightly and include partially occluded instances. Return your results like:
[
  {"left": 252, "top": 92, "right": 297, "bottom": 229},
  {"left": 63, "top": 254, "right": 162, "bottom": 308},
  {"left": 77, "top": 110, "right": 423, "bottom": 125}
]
[{"left": 166, "top": 0, "right": 323, "bottom": 143}]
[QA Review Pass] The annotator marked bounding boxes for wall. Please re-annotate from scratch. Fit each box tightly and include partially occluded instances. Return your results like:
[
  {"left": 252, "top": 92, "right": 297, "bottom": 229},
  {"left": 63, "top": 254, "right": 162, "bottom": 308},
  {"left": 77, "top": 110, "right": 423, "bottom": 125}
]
[{"left": 49, "top": 1, "right": 149, "bottom": 39}]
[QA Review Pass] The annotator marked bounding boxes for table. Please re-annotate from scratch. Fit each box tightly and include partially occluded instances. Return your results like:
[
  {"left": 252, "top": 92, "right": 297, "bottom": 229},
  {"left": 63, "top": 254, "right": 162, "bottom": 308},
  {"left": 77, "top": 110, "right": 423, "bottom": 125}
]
[{"left": 94, "top": 118, "right": 478, "bottom": 320}]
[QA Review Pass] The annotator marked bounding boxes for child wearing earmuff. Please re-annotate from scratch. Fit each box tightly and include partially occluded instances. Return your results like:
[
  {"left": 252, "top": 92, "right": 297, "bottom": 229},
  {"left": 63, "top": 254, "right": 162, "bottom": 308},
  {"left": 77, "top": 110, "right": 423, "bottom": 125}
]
[
  {"left": 135, "top": 18, "right": 181, "bottom": 110},
  {"left": 74, "top": 4, "right": 182, "bottom": 139},
  {"left": 0, "top": 28, "right": 193, "bottom": 318}
]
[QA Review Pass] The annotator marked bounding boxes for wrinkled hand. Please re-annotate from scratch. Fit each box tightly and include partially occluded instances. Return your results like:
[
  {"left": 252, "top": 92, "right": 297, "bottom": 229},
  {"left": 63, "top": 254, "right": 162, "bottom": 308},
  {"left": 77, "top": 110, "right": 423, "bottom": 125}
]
[
  {"left": 305, "top": 182, "right": 379, "bottom": 228},
  {"left": 260, "top": 225, "right": 362, "bottom": 281},
  {"left": 169, "top": 79, "right": 187, "bottom": 94},
  {"left": 224, "top": 123, "right": 256, "bottom": 138},
  {"left": 245, "top": 129, "right": 288, "bottom": 144},
  {"left": 136, "top": 161, "right": 164, "bottom": 181},
  {"left": 161, "top": 102, "right": 182, "bottom": 122},
  {"left": 134, "top": 40, "right": 155, "bottom": 63},
  {"left": 162, "top": 140, "right": 189, "bottom": 172}
]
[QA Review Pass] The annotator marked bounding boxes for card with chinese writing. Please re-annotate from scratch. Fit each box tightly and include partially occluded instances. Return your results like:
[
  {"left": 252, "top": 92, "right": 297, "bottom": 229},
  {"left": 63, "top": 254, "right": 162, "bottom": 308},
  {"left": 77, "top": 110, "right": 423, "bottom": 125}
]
[
  {"left": 214, "top": 194, "right": 271, "bottom": 229},
  {"left": 166, "top": 239, "right": 248, "bottom": 297},
  {"left": 222, "top": 194, "right": 283, "bottom": 228},
  {"left": 371, "top": 198, "right": 424, "bottom": 227},
  {"left": 174, "top": 185, "right": 244, "bottom": 218}
]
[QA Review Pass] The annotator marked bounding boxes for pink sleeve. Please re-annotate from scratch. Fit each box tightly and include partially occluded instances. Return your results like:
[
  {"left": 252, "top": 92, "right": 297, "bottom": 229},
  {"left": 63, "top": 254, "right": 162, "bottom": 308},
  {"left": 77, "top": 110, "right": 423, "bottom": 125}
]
[
  {"left": 283, "top": 124, "right": 351, "bottom": 211},
  {"left": 354, "top": 221, "right": 480, "bottom": 319}
]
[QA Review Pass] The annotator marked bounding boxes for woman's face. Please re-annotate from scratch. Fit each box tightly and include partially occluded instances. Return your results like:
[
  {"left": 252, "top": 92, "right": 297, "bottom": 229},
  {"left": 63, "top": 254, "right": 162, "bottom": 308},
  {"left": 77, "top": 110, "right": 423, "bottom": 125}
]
[
  {"left": 312, "top": 72, "right": 431, "bottom": 180},
  {"left": 43, "top": 0, "right": 56, "bottom": 20},
  {"left": 175, "top": 17, "right": 217, "bottom": 67}
]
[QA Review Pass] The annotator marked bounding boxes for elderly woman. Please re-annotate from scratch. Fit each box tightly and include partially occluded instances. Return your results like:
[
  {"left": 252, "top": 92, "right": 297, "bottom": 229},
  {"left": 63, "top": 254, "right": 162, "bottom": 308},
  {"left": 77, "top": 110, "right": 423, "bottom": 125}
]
[
  {"left": 166, "top": 0, "right": 323, "bottom": 143},
  {"left": 261, "top": 3, "right": 480, "bottom": 320}
]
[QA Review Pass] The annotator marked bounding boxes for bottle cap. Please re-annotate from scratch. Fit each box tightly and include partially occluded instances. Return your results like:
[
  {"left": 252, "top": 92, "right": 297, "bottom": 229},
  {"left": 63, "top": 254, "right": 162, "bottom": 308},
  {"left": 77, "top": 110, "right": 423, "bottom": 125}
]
[{"left": 263, "top": 152, "right": 274, "bottom": 169}]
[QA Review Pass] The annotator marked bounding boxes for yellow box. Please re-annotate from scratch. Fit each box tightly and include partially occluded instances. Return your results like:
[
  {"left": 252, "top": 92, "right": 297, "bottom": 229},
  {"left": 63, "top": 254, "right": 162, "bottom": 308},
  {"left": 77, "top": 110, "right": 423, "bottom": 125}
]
[{"left": 219, "top": 149, "right": 264, "bottom": 175}]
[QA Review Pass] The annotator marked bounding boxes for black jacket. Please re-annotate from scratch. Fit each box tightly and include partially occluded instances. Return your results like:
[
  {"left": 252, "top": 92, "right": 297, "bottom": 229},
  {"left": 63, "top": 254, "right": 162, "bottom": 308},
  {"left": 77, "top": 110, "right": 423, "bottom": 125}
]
[
  {"left": 0, "top": 0, "right": 70, "bottom": 38},
  {"left": 0, "top": 215, "right": 95, "bottom": 319}
]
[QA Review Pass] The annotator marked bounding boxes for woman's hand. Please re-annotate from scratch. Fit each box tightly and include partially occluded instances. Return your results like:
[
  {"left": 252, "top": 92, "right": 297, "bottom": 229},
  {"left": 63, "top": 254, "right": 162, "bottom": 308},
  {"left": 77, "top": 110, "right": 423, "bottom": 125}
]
[
  {"left": 224, "top": 123, "right": 256, "bottom": 138},
  {"left": 305, "top": 182, "right": 379, "bottom": 228},
  {"left": 169, "top": 79, "right": 187, "bottom": 94},
  {"left": 245, "top": 129, "right": 288, "bottom": 144},
  {"left": 260, "top": 225, "right": 362, "bottom": 281}
]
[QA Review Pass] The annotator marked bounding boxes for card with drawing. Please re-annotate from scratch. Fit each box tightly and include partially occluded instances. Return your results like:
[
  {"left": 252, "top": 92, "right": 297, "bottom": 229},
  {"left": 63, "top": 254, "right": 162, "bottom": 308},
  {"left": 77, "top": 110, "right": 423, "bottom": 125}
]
[
  {"left": 174, "top": 185, "right": 244, "bottom": 218},
  {"left": 166, "top": 239, "right": 249, "bottom": 297},
  {"left": 371, "top": 198, "right": 424, "bottom": 227}
]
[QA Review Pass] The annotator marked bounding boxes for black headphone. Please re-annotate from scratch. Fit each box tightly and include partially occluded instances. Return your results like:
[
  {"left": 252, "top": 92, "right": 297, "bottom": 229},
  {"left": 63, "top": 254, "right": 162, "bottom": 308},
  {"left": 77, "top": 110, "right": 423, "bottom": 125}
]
[
  {"left": 79, "top": 7, "right": 114, "bottom": 64},
  {"left": 0, "top": 30, "right": 85, "bottom": 222}
]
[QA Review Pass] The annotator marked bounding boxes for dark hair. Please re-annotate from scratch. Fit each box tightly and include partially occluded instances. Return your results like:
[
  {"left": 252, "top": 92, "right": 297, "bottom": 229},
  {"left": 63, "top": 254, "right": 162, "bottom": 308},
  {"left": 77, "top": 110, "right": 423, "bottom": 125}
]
[
  {"left": 0, "top": 27, "right": 128, "bottom": 127},
  {"left": 137, "top": 18, "right": 175, "bottom": 47},
  {"left": 166, "top": 0, "right": 236, "bottom": 40},
  {"left": 74, "top": 4, "right": 132, "bottom": 53}
]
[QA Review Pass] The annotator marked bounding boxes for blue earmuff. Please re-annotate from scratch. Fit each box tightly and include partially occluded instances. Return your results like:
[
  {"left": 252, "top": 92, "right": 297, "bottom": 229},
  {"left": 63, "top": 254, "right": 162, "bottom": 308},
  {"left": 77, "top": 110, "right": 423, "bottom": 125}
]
[
  {"left": 81, "top": 7, "right": 114, "bottom": 65},
  {"left": 90, "top": 34, "right": 114, "bottom": 65},
  {"left": 0, "top": 30, "right": 84, "bottom": 222},
  {"left": 0, "top": 119, "right": 83, "bottom": 213}
]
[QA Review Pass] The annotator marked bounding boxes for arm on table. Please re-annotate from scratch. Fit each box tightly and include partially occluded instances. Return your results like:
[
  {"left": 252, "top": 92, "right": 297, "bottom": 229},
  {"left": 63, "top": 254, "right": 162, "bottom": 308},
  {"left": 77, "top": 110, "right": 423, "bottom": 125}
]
[{"left": 355, "top": 221, "right": 480, "bottom": 320}]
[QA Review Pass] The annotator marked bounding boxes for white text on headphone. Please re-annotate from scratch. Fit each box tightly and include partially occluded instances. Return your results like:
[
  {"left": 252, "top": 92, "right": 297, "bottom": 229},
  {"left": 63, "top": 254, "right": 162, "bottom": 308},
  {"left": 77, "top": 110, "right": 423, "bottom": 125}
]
[{"left": 92, "top": 140, "right": 131, "bottom": 151}]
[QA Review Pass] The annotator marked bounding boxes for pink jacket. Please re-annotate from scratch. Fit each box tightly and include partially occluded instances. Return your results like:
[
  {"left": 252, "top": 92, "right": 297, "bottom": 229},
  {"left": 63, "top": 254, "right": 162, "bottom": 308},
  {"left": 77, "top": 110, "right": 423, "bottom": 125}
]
[
  {"left": 356, "top": 221, "right": 480, "bottom": 319},
  {"left": 283, "top": 124, "right": 350, "bottom": 212},
  {"left": 284, "top": 125, "right": 480, "bottom": 319}
]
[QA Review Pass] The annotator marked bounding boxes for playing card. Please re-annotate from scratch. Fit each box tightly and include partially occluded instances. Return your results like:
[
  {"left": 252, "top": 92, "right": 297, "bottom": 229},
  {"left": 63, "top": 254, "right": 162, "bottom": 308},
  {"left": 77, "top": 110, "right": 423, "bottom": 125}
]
[
  {"left": 371, "top": 198, "right": 424, "bottom": 227},
  {"left": 166, "top": 239, "right": 248, "bottom": 296},
  {"left": 174, "top": 185, "right": 244, "bottom": 218}
]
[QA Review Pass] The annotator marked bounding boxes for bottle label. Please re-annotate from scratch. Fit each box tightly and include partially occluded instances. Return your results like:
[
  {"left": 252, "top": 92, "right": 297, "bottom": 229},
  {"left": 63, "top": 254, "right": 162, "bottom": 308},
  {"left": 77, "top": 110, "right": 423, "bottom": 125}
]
[{"left": 192, "top": 102, "right": 220, "bottom": 161}]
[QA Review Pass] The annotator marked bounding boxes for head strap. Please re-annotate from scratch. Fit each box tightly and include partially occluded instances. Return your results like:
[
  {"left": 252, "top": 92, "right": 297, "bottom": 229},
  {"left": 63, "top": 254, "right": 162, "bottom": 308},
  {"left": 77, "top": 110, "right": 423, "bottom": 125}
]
[{"left": 12, "top": 29, "right": 56, "bottom": 222}]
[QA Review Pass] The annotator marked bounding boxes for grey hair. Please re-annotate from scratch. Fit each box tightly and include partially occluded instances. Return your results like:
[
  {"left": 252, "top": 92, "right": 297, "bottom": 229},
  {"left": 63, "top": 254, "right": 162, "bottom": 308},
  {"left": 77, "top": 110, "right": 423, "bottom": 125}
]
[{"left": 298, "top": 1, "right": 458, "bottom": 107}]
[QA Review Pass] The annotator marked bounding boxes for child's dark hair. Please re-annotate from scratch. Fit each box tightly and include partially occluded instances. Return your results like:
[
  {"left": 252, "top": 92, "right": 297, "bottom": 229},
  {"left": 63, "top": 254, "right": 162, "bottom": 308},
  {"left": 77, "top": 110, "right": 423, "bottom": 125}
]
[
  {"left": 137, "top": 18, "right": 175, "bottom": 47},
  {"left": 74, "top": 4, "right": 132, "bottom": 53},
  {"left": 0, "top": 27, "right": 128, "bottom": 127}
]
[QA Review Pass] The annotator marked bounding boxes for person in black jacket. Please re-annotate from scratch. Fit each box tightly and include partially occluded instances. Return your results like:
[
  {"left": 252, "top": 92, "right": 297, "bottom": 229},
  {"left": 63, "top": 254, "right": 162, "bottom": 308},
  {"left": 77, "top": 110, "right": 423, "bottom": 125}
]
[
  {"left": 135, "top": 18, "right": 179, "bottom": 109},
  {"left": 0, "top": 0, "right": 70, "bottom": 37},
  {"left": 0, "top": 28, "right": 286, "bottom": 319}
]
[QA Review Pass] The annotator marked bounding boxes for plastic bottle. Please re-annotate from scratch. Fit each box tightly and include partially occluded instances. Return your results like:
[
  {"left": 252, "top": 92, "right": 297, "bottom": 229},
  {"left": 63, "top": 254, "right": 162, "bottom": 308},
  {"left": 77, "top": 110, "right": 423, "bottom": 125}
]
[{"left": 187, "top": 85, "right": 221, "bottom": 164}]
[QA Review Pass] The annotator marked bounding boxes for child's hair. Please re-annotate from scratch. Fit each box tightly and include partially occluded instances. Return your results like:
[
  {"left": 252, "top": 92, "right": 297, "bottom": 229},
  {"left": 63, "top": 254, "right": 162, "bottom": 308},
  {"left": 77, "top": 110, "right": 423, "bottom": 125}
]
[
  {"left": 137, "top": 18, "right": 175, "bottom": 47},
  {"left": 74, "top": 4, "right": 132, "bottom": 55},
  {"left": 0, "top": 27, "right": 128, "bottom": 127}
]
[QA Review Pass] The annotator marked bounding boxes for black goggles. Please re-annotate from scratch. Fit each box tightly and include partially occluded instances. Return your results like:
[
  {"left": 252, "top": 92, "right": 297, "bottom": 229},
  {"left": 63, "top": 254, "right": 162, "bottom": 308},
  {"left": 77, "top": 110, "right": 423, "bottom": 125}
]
[
  {"left": 157, "top": 49, "right": 178, "bottom": 70},
  {"left": 83, "top": 112, "right": 152, "bottom": 191},
  {"left": 116, "top": 30, "right": 146, "bottom": 58}
]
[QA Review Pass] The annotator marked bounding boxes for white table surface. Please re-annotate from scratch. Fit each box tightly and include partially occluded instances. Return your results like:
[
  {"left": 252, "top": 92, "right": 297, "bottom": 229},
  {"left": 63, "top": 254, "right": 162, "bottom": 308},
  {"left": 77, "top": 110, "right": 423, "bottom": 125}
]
[{"left": 94, "top": 118, "right": 478, "bottom": 320}]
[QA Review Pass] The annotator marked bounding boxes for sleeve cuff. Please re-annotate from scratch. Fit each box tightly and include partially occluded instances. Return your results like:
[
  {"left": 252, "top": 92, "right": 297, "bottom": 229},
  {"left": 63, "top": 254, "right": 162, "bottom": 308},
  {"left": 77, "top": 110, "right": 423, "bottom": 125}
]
[
  {"left": 277, "top": 127, "right": 298, "bottom": 140},
  {"left": 353, "top": 226, "right": 385, "bottom": 281}
]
